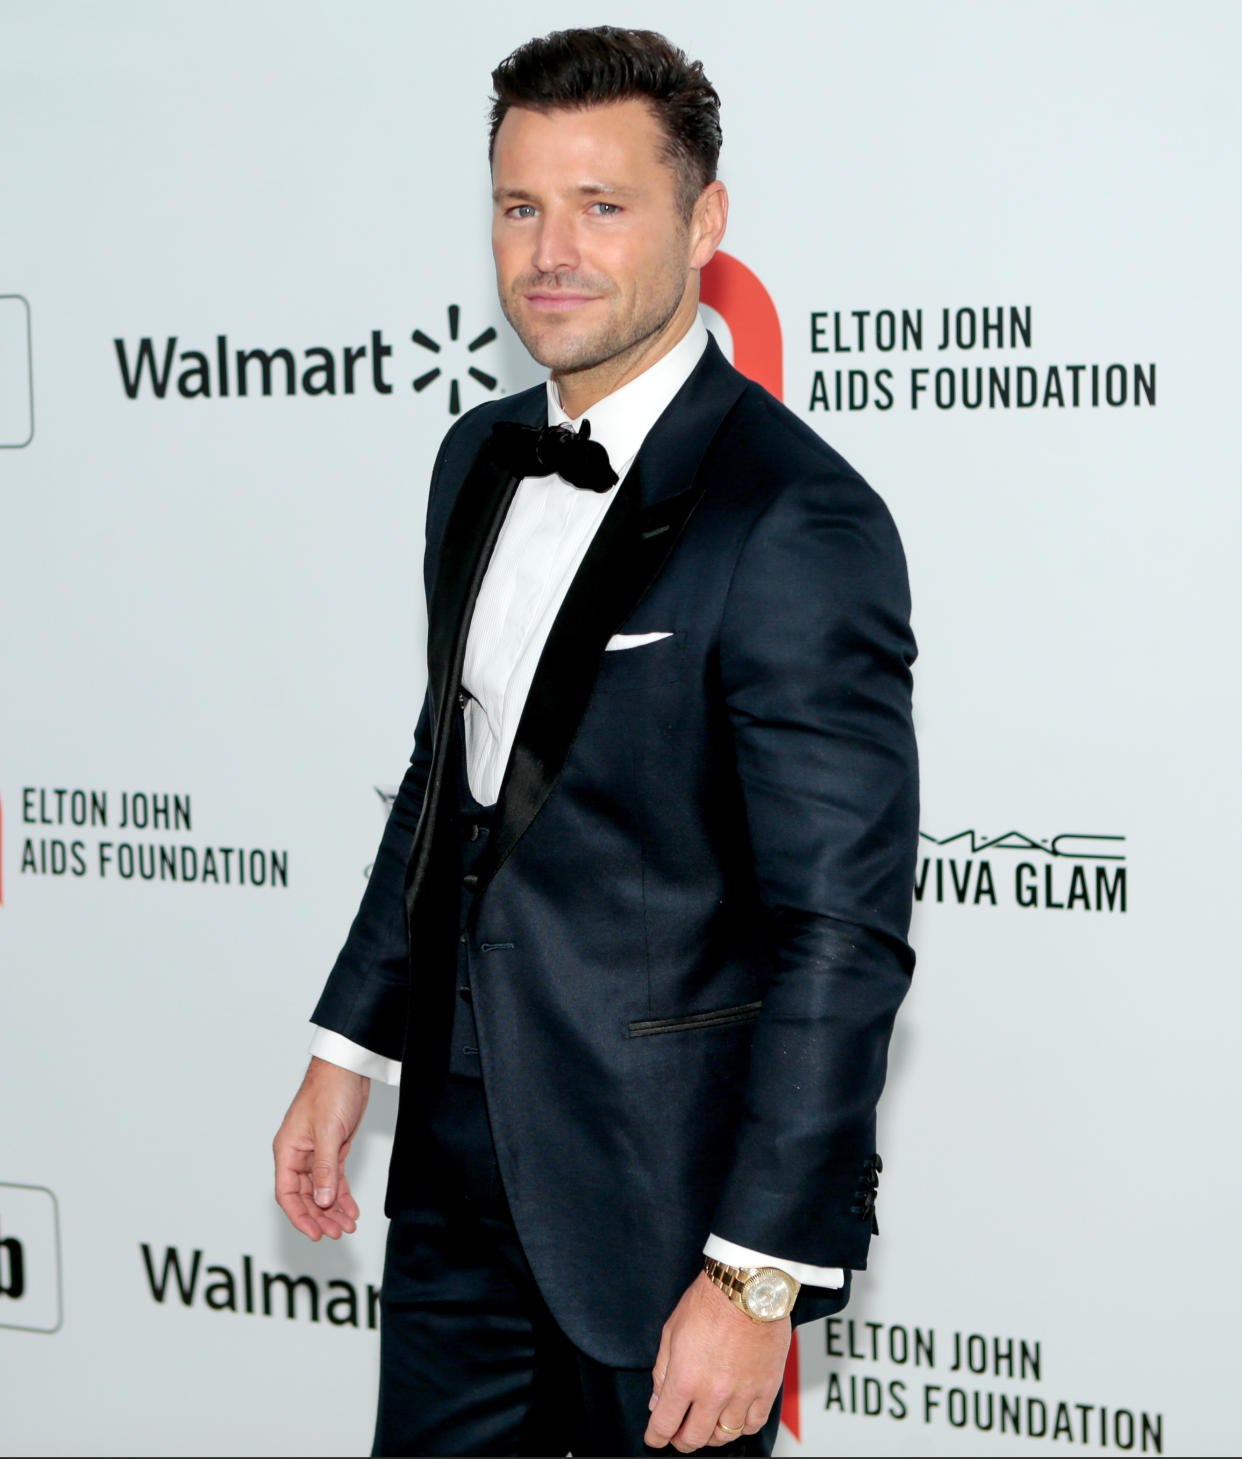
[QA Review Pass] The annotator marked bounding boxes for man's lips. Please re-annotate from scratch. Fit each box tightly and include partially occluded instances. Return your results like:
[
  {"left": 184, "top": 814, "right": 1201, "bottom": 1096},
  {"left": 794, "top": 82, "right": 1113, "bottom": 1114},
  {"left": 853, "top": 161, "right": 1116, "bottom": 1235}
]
[{"left": 523, "top": 292, "right": 600, "bottom": 312}]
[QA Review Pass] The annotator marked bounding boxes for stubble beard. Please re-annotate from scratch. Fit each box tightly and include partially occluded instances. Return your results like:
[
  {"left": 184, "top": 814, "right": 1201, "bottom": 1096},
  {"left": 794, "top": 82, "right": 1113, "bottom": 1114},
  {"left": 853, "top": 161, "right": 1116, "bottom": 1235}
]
[{"left": 500, "top": 261, "right": 689, "bottom": 378}]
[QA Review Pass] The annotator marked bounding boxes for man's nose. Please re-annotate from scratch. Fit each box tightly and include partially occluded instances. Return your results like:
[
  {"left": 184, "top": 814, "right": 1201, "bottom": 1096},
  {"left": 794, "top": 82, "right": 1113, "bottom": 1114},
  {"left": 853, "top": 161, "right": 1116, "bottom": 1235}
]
[{"left": 533, "top": 212, "right": 580, "bottom": 276}]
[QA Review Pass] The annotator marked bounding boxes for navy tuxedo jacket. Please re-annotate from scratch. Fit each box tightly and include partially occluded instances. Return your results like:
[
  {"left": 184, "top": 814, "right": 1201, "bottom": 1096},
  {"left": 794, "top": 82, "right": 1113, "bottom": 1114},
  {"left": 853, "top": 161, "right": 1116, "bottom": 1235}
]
[{"left": 313, "top": 337, "right": 919, "bottom": 1367}]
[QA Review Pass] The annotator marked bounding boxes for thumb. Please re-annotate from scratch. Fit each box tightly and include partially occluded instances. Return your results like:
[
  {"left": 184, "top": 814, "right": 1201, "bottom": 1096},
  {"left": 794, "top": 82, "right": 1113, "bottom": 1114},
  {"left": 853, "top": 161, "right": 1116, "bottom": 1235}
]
[{"left": 312, "top": 1128, "right": 343, "bottom": 1209}]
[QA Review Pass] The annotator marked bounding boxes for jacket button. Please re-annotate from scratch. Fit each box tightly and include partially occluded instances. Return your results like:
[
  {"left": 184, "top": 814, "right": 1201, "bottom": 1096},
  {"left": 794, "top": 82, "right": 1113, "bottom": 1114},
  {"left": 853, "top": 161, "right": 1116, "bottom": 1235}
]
[
  {"left": 462, "top": 873, "right": 478, "bottom": 890},
  {"left": 457, "top": 986, "right": 472, "bottom": 1003},
  {"left": 458, "top": 930, "right": 467, "bottom": 944}
]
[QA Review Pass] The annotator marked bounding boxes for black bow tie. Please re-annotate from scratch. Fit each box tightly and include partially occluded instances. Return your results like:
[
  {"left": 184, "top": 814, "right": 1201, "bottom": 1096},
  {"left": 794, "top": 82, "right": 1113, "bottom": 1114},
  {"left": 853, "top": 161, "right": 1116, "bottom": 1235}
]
[{"left": 488, "top": 419, "right": 618, "bottom": 493}]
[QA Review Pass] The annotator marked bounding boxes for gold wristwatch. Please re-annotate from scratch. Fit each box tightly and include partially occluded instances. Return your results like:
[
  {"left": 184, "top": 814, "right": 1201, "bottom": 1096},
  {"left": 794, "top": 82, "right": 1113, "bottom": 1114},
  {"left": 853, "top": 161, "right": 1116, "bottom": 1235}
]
[{"left": 702, "top": 1257, "right": 800, "bottom": 1322}]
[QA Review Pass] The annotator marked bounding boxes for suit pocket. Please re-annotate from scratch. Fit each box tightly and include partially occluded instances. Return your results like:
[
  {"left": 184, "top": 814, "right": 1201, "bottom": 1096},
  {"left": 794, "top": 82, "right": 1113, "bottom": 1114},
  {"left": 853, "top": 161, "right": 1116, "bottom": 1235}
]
[
  {"left": 593, "top": 630, "right": 685, "bottom": 693},
  {"left": 627, "top": 1000, "right": 763, "bottom": 1038}
]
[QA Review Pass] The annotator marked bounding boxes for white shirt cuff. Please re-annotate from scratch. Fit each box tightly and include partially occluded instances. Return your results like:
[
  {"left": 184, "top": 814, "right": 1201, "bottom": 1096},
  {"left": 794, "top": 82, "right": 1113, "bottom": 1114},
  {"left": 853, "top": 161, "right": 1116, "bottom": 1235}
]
[
  {"left": 308, "top": 1025, "right": 402, "bottom": 1087},
  {"left": 704, "top": 1234, "right": 844, "bottom": 1290}
]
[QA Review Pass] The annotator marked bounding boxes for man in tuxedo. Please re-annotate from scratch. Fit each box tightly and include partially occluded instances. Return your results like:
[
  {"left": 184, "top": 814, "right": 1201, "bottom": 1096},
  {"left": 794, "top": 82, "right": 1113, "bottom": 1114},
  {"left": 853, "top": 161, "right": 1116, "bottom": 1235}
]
[{"left": 273, "top": 26, "right": 918, "bottom": 1458}]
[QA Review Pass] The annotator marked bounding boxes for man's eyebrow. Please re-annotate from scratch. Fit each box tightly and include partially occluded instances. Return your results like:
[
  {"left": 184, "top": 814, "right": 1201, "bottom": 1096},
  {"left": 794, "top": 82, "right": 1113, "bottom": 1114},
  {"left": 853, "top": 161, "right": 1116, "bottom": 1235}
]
[
  {"left": 575, "top": 183, "right": 639, "bottom": 198},
  {"left": 491, "top": 183, "right": 641, "bottom": 202}
]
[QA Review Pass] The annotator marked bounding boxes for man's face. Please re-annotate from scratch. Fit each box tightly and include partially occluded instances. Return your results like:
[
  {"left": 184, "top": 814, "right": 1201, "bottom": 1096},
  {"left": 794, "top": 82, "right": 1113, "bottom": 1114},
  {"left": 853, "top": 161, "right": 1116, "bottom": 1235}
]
[{"left": 491, "top": 99, "right": 698, "bottom": 377}]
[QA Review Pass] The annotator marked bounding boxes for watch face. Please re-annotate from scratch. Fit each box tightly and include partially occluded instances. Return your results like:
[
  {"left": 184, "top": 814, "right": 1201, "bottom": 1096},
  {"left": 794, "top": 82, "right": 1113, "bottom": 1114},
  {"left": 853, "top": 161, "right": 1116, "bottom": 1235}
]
[{"left": 742, "top": 1269, "right": 794, "bottom": 1321}]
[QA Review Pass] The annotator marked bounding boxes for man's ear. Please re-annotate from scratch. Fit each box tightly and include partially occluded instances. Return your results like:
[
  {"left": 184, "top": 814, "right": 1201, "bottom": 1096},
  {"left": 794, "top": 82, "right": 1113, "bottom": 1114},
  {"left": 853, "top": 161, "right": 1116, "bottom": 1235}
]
[{"left": 688, "top": 181, "right": 729, "bottom": 272}]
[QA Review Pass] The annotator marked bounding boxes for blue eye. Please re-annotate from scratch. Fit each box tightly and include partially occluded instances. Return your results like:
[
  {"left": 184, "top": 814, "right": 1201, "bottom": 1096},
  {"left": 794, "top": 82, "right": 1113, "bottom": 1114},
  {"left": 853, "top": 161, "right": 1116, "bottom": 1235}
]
[
  {"left": 590, "top": 202, "right": 620, "bottom": 216},
  {"left": 508, "top": 204, "right": 537, "bottom": 219}
]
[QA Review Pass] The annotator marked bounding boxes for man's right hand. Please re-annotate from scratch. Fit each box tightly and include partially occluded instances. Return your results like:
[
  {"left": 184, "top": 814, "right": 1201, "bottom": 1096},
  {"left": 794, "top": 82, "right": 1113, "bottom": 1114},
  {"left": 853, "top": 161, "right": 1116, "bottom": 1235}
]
[{"left": 273, "top": 1056, "right": 369, "bottom": 1241}]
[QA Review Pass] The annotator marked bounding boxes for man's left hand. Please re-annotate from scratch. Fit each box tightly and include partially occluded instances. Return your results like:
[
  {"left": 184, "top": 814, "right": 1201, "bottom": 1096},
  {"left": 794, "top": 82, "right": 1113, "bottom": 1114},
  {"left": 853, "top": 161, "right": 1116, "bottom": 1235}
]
[{"left": 644, "top": 1271, "right": 790, "bottom": 1451}]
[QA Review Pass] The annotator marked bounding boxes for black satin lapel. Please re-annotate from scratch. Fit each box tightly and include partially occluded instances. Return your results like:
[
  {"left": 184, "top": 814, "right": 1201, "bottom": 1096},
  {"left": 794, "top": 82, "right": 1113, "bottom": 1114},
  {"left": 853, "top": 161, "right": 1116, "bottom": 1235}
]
[
  {"left": 404, "top": 449, "right": 521, "bottom": 911},
  {"left": 425, "top": 453, "right": 522, "bottom": 716},
  {"left": 474, "top": 460, "right": 712, "bottom": 896}
]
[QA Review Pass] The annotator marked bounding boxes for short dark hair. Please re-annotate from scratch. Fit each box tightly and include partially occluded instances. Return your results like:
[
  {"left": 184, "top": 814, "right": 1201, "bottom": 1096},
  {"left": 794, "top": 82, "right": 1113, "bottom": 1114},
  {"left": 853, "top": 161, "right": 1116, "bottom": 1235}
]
[{"left": 489, "top": 27, "right": 722, "bottom": 220}]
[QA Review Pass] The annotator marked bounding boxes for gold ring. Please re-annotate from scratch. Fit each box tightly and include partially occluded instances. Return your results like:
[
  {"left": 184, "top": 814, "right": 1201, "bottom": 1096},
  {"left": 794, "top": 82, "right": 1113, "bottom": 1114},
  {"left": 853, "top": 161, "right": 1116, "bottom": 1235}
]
[{"left": 717, "top": 1420, "right": 744, "bottom": 1435}]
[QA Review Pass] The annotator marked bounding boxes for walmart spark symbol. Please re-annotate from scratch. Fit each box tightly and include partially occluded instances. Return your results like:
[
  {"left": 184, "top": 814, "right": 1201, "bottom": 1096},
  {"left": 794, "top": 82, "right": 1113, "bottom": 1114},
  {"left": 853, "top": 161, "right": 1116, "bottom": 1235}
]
[{"left": 411, "top": 305, "right": 498, "bottom": 415}]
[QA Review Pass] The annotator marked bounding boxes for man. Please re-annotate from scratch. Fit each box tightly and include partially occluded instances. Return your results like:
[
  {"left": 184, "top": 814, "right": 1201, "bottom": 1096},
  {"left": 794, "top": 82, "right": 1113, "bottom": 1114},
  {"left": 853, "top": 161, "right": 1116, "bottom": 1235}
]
[{"left": 273, "top": 26, "right": 918, "bottom": 1458}]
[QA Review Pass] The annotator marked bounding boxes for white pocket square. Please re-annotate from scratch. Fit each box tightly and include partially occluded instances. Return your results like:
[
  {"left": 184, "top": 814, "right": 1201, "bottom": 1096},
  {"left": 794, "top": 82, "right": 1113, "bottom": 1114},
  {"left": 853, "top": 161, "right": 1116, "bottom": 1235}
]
[{"left": 605, "top": 631, "right": 674, "bottom": 652}]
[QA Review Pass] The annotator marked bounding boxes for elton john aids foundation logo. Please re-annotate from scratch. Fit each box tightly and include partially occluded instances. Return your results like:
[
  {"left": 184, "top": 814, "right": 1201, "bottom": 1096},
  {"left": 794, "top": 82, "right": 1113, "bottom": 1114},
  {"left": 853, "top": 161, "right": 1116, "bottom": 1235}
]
[
  {"left": 0, "top": 1183, "right": 63, "bottom": 1333},
  {"left": 701, "top": 253, "right": 783, "bottom": 401},
  {"left": 0, "top": 296, "right": 35, "bottom": 448}
]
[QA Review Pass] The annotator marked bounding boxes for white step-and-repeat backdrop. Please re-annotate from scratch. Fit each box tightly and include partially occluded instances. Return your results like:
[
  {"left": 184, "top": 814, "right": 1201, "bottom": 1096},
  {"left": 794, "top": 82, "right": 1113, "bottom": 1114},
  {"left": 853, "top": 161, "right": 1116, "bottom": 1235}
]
[{"left": 2, "top": 2, "right": 1238, "bottom": 1454}]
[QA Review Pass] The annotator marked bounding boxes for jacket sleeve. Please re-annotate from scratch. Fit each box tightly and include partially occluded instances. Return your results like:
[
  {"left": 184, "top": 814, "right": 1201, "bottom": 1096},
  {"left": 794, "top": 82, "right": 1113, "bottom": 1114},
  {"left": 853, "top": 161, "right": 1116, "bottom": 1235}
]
[
  {"left": 307, "top": 419, "right": 468, "bottom": 1059},
  {"left": 710, "top": 465, "right": 919, "bottom": 1271},
  {"left": 308, "top": 692, "right": 434, "bottom": 1060}
]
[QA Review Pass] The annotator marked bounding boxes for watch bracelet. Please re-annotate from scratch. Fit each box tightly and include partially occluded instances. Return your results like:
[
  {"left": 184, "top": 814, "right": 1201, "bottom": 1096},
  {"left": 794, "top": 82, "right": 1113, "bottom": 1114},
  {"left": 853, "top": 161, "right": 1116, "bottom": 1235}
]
[
  {"left": 702, "top": 1256, "right": 751, "bottom": 1305},
  {"left": 702, "top": 1256, "right": 800, "bottom": 1321}
]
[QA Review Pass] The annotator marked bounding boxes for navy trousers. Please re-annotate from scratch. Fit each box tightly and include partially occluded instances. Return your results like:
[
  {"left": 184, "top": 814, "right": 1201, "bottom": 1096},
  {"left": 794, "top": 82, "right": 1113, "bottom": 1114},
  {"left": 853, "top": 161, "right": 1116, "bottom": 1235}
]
[{"left": 372, "top": 1074, "right": 783, "bottom": 1457}]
